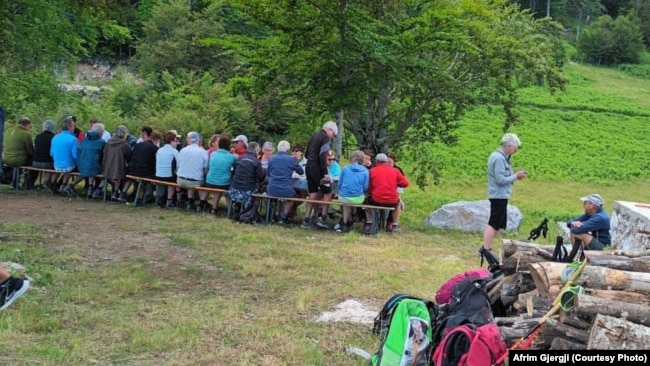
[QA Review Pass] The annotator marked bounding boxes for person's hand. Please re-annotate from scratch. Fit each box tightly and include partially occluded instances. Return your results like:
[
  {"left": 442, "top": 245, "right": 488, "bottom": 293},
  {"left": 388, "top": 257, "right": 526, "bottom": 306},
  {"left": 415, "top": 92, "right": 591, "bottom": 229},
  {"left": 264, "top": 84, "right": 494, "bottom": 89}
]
[
  {"left": 571, "top": 221, "right": 583, "bottom": 228},
  {"left": 516, "top": 170, "right": 526, "bottom": 180},
  {"left": 323, "top": 175, "right": 331, "bottom": 182},
  {"left": 399, "top": 198, "right": 405, "bottom": 211}
]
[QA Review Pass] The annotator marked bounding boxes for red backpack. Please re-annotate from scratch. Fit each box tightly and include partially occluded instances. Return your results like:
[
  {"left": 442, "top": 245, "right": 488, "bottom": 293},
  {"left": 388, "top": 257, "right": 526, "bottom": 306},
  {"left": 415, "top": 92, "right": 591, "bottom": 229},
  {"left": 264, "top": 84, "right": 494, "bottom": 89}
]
[
  {"left": 431, "top": 322, "right": 507, "bottom": 366},
  {"left": 435, "top": 269, "right": 491, "bottom": 305}
]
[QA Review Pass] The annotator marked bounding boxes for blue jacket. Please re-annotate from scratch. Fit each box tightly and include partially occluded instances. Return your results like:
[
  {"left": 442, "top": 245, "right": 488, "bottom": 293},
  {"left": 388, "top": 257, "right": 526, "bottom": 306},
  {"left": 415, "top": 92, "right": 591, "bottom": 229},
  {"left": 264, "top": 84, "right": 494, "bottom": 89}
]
[
  {"left": 206, "top": 149, "right": 236, "bottom": 186},
  {"left": 487, "top": 149, "right": 516, "bottom": 199},
  {"left": 338, "top": 162, "right": 369, "bottom": 198},
  {"left": 267, "top": 152, "right": 304, "bottom": 197},
  {"left": 50, "top": 130, "right": 78, "bottom": 169},
  {"left": 77, "top": 131, "right": 106, "bottom": 177},
  {"left": 567, "top": 207, "right": 611, "bottom": 245}
]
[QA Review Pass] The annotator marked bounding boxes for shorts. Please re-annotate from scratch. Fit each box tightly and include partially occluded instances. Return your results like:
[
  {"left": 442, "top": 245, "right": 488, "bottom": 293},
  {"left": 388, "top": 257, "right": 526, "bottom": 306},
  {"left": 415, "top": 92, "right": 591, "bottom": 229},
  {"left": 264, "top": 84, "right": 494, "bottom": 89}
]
[
  {"left": 488, "top": 199, "right": 508, "bottom": 230},
  {"left": 32, "top": 161, "right": 54, "bottom": 170},
  {"left": 177, "top": 176, "right": 202, "bottom": 188},
  {"left": 587, "top": 237, "right": 608, "bottom": 251},
  {"left": 203, "top": 182, "right": 229, "bottom": 190},
  {"left": 155, "top": 175, "right": 177, "bottom": 183},
  {"left": 339, "top": 195, "right": 366, "bottom": 205},
  {"left": 367, "top": 197, "right": 399, "bottom": 208},
  {"left": 306, "top": 165, "right": 326, "bottom": 194},
  {"left": 55, "top": 166, "right": 76, "bottom": 173}
]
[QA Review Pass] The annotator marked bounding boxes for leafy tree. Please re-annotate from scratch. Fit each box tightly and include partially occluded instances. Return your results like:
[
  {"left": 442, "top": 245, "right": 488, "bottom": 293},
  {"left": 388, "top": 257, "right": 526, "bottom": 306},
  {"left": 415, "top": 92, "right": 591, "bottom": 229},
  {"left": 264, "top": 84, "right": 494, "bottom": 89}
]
[
  {"left": 578, "top": 12, "right": 644, "bottom": 65},
  {"left": 229, "top": 0, "right": 566, "bottom": 186}
]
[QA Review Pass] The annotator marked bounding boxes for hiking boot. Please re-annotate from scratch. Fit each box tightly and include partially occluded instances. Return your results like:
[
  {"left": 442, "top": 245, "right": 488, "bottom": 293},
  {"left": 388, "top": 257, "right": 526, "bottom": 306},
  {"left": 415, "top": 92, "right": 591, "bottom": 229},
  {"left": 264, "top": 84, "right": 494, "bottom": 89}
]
[
  {"left": 86, "top": 187, "right": 94, "bottom": 199},
  {"left": 300, "top": 218, "right": 314, "bottom": 229},
  {"left": 390, "top": 224, "right": 400, "bottom": 234},
  {"left": 165, "top": 199, "right": 175, "bottom": 209},
  {"left": 92, "top": 188, "right": 103, "bottom": 199},
  {"left": 363, "top": 223, "right": 373, "bottom": 235},
  {"left": 316, "top": 216, "right": 330, "bottom": 229},
  {"left": 63, "top": 185, "right": 76, "bottom": 197},
  {"left": 196, "top": 200, "right": 207, "bottom": 214},
  {"left": 0, "top": 277, "right": 30, "bottom": 311},
  {"left": 58, "top": 184, "right": 67, "bottom": 195},
  {"left": 118, "top": 192, "right": 128, "bottom": 203}
]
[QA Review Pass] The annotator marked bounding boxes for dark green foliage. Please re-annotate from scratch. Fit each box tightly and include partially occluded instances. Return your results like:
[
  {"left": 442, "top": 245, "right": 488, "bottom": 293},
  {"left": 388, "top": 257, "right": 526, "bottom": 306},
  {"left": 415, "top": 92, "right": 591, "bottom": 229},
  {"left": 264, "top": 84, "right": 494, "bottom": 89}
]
[{"left": 578, "top": 12, "right": 645, "bottom": 65}]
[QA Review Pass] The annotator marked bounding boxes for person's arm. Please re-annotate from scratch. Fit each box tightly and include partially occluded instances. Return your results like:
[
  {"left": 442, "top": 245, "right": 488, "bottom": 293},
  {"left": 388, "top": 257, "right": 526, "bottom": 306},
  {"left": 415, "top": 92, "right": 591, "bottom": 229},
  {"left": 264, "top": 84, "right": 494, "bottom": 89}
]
[
  {"left": 491, "top": 157, "right": 517, "bottom": 187},
  {"left": 570, "top": 214, "right": 608, "bottom": 234},
  {"left": 397, "top": 172, "right": 409, "bottom": 188},
  {"left": 293, "top": 160, "right": 304, "bottom": 176}
]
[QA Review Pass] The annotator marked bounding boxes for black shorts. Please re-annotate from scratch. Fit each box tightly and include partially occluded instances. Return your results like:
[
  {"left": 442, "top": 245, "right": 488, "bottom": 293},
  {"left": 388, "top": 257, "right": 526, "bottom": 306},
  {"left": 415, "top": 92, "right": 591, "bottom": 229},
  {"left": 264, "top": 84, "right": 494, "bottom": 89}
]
[
  {"left": 203, "top": 182, "right": 229, "bottom": 190},
  {"left": 367, "top": 197, "right": 399, "bottom": 208},
  {"left": 488, "top": 199, "right": 508, "bottom": 230},
  {"left": 306, "top": 165, "right": 325, "bottom": 194}
]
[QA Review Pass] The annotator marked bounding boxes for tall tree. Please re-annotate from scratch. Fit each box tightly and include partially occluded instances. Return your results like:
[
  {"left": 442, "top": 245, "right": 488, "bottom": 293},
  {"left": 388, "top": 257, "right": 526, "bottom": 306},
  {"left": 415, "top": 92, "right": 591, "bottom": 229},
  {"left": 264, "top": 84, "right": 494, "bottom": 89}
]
[{"left": 229, "top": 0, "right": 565, "bottom": 185}]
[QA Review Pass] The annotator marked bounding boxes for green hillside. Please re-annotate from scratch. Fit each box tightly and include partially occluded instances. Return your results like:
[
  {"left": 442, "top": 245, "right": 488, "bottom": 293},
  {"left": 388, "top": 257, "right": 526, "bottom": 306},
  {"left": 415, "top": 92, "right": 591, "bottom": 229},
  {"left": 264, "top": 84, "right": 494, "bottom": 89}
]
[{"left": 424, "top": 62, "right": 650, "bottom": 184}]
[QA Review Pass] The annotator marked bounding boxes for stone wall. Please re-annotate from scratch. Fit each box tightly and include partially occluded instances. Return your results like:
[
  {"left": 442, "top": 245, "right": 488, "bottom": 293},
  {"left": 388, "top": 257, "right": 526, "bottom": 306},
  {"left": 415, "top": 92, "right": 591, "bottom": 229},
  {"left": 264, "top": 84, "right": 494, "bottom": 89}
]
[{"left": 611, "top": 201, "right": 650, "bottom": 252}]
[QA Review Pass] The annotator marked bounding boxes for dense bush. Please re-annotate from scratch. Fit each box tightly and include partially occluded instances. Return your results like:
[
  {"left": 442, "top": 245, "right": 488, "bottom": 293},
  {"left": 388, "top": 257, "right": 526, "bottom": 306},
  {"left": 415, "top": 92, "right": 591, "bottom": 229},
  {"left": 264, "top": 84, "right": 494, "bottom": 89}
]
[{"left": 578, "top": 12, "right": 645, "bottom": 65}]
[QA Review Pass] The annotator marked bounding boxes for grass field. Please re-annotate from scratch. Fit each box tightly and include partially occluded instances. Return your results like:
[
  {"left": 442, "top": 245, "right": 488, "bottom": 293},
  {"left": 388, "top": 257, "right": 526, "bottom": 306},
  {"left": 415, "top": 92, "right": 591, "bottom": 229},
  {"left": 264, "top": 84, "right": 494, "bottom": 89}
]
[{"left": 1, "top": 61, "right": 650, "bottom": 365}]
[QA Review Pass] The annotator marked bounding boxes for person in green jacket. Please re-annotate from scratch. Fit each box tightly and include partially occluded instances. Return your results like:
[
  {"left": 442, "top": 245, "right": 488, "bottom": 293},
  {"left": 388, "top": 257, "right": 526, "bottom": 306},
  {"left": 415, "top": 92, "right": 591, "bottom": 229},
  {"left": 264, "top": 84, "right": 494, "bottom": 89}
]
[{"left": 3, "top": 117, "right": 37, "bottom": 189}]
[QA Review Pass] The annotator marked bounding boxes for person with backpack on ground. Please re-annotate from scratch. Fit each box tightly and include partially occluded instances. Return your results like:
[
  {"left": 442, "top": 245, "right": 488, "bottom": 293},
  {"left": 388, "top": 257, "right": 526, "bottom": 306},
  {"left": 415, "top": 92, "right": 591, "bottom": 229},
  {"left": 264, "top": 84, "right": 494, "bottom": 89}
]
[
  {"left": 566, "top": 193, "right": 611, "bottom": 250},
  {"left": 481, "top": 133, "right": 526, "bottom": 252}
]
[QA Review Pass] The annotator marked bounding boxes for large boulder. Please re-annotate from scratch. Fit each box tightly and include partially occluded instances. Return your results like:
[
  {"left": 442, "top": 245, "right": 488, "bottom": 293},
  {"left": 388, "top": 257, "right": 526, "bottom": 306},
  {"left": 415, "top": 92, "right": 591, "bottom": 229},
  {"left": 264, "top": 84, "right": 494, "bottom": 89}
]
[{"left": 422, "top": 200, "right": 523, "bottom": 233}]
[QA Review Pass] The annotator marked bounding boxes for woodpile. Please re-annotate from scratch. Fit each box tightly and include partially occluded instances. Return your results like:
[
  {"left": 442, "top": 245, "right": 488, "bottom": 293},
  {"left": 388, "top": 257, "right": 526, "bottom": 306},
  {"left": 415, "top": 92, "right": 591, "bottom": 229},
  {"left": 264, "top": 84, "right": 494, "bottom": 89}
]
[{"left": 493, "top": 239, "right": 650, "bottom": 350}]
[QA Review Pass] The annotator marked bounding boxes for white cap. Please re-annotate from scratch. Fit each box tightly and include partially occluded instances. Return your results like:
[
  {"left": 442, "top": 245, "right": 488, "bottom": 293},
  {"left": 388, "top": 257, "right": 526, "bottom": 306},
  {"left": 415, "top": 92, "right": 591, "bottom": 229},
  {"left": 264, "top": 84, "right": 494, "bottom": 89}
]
[{"left": 232, "top": 135, "right": 248, "bottom": 146}]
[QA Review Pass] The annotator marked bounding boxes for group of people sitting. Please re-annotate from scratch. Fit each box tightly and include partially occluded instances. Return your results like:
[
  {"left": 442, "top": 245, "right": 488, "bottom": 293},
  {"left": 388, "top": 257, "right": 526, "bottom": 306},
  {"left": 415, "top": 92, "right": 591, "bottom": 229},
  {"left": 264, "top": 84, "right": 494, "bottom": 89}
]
[{"left": 3, "top": 118, "right": 410, "bottom": 234}]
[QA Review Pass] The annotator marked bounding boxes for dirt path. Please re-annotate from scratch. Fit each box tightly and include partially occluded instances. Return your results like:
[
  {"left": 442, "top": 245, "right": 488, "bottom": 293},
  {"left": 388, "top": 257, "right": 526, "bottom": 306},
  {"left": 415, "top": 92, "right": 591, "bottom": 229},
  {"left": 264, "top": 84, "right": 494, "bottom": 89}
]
[{"left": 0, "top": 193, "right": 205, "bottom": 286}]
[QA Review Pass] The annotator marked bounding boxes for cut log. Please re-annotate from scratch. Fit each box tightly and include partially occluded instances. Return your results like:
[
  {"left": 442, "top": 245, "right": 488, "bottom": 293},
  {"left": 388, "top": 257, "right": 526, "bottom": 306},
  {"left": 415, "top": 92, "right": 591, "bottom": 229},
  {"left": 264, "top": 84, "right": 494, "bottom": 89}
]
[
  {"left": 559, "top": 311, "right": 592, "bottom": 330},
  {"left": 632, "top": 256, "right": 650, "bottom": 272},
  {"left": 587, "top": 314, "right": 650, "bottom": 350},
  {"left": 545, "top": 317, "right": 589, "bottom": 343},
  {"left": 501, "top": 240, "right": 634, "bottom": 273},
  {"left": 515, "top": 290, "right": 553, "bottom": 314},
  {"left": 583, "top": 288, "right": 650, "bottom": 305},
  {"left": 487, "top": 275, "right": 508, "bottom": 305},
  {"left": 550, "top": 337, "right": 587, "bottom": 350},
  {"left": 500, "top": 272, "right": 525, "bottom": 307},
  {"left": 495, "top": 316, "right": 541, "bottom": 328},
  {"left": 575, "top": 294, "right": 650, "bottom": 327},
  {"left": 528, "top": 261, "right": 650, "bottom": 298}
]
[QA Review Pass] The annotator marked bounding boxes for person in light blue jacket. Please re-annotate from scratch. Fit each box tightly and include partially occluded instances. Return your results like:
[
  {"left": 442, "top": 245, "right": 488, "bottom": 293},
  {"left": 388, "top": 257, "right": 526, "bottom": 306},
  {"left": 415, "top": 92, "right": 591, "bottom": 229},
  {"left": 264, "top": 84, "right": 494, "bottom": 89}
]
[
  {"left": 50, "top": 116, "right": 79, "bottom": 196},
  {"left": 267, "top": 140, "right": 304, "bottom": 224},
  {"left": 481, "top": 133, "right": 526, "bottom": 251},
  {"left": 334, "top": 150, "right": 369, "bottom": 233}
]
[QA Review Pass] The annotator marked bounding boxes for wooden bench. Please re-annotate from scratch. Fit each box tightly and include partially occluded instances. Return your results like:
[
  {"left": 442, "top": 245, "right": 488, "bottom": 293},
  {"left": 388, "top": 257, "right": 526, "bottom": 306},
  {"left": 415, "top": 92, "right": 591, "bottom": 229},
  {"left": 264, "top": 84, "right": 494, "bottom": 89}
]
[
  {"left": 12, "top": 166, "right": 107, "bottom": 200},
  {"left": 253, "top": 193, "right": 395, "bottom": 234},
  {"left": 125, "top": 175, "right": 227, "bottom": 208}
]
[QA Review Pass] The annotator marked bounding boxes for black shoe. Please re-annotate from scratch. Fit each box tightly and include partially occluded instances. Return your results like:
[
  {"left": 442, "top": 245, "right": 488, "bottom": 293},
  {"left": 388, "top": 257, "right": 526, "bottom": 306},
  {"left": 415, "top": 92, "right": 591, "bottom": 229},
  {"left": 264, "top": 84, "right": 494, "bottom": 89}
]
[{"left": 0, "top": 277, "right": 30, "bottom": 311}]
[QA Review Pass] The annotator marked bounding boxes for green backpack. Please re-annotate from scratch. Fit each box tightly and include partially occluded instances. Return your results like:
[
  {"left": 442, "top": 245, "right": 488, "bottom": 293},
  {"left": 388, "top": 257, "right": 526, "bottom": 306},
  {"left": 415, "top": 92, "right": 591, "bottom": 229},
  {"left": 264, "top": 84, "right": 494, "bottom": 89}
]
[{"left": 370, "top": 298, "right": 436, "bottom": 366}]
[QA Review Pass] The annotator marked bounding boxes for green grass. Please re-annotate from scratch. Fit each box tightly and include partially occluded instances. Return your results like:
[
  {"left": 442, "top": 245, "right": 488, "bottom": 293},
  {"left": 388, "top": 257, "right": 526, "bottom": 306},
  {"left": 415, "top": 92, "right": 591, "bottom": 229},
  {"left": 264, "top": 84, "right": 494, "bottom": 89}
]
[{"left": 2, "top": 62, "right": 650, "bottom": 364}]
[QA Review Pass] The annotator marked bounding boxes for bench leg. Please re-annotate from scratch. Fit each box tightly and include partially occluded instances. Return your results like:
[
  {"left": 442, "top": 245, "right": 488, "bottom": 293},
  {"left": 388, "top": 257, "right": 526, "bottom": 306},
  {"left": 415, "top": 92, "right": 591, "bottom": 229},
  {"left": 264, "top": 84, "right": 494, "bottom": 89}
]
[{"left": 133, "top": 180, "right": 143, "bottom": 206}]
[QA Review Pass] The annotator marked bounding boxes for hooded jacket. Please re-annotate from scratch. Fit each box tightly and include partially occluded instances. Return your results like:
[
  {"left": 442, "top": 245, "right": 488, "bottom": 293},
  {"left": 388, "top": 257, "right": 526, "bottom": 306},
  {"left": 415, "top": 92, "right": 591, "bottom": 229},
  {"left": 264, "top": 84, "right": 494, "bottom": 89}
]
[
  {"left": 338, "top": 162, "right": 369, "bottom": 198},
  {"left": 77, "top": 131, "right": 106, "bottom": 177}
]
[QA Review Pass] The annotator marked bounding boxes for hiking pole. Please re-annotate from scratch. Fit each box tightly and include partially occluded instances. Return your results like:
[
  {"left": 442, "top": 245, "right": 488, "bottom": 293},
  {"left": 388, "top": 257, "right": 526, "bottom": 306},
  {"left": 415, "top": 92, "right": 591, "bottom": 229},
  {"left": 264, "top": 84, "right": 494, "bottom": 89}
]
[
  {"left": 497, "top": 257, "right": 589, "bottom": 363},
  {"left": 527, "top": 217, "right": 549, "bottom": 241}
]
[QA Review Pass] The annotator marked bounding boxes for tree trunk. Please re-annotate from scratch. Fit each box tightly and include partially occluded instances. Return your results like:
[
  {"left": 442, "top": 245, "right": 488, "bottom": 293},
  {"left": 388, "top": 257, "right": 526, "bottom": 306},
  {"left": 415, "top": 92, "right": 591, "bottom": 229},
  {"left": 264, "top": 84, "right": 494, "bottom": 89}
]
[
  {"left": 528, "top": 262, "right": 650, "bottom": 298},
  {"left": 501, "top": 239, "right": 635, "bottom": 273},
  {"left": 582, "top": 288, "right": 650, "bottom": 305},
  {"left": 587, "top": 314, "right": 650, "bottom": 349},
  {"left": 333, "top": 108, "right": 344, "bottom": 157},
  {"left": 550, "top": 337, "right": 587, "bottom": 350},
  {"left": 632, "top": 256, "right": 650, "bottom": 272},
  {"left": 545, "top": 317, "right": 589, "bottom": 343},
  {"left": 575, "top": 294, "right": 650, "bottom": 327}
]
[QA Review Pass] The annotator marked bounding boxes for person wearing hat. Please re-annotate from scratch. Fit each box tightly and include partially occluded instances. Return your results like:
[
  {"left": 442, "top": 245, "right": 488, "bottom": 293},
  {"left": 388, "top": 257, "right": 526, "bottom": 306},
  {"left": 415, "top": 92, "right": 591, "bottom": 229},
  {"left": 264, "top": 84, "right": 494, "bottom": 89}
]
[
  {"left": 566, "top": 194, "right": 611, "bottom": 250},
  {"left": 301, "top": 121, "right": 338, "bottom": 229},
  {"left": 364, "top": 153, "right": 409, "bottom": 234},
  {"left": 232, "top": 135, "right": 248, "bottom": 157}
]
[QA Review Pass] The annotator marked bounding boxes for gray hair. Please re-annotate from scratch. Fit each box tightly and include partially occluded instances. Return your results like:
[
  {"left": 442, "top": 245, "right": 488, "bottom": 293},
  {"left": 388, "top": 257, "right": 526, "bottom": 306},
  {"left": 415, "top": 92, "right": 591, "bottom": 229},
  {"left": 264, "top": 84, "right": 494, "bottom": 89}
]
[
  {"left": 262, "top": 141, "right": 274, "bottom": 152},
  {"left": 247, "top": 141, "right": 260, "bottom": 154},
  {"left": 501, "top": 133, "right": 521, "bottom": 148},
  {"left": 188, "top": 131, "right": 201, "bottom": 145},
  {"left": 115, "top": 125, "right": 129, "bottom": 139},
  {"left": 350, "top": 150, "right": 365, "bottom": 164},
  {"left": 277, "top": 140, "right": 290, "bottom": 153},
  {"left": 61, "top": 118, "right": 73, "bottom": 131},
  {"left": 90, "top": 122, "right": 105, "bottom": 135},
  {"left": 42, "top": 120, "right": 56, "bottom": 132}
]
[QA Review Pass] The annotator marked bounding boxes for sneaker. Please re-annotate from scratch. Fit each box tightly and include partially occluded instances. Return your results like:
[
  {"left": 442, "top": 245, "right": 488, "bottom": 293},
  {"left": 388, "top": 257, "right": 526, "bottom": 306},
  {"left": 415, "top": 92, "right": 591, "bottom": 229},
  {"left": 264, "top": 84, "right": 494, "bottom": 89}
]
[
  {"left": 390, "top": 224, "right": 400, "bottom": 233},
  {"left": 58, "top": 184, "right": 66, "bottom": 195},
  {"left": 92, "top": 188, "right": 103, "bottom": 199},
  {"left": 300, "top": 218, "right": 314, "bottom": 229},
  {"left": 118, "top": 193, "right": 128, "bottom": 203},
  {"left": 316, "top": 216, "right": 329, "bottom": 229},
  {"left": 63, "top": 185, "right": 76, "bottom": 197},
  {"left": 362, "top": 223, "right": 373, "bottom": 235},
  {"left": 0, "top": 277, "right": 30, "bottom": 311},
  {"left": 166, "top": 199, "right": 175, "bottom": 209}
]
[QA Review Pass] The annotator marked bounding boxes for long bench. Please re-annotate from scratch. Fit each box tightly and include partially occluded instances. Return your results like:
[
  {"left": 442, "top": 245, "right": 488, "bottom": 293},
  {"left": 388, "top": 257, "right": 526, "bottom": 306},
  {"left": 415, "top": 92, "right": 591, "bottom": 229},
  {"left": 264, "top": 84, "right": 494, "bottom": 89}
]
[
  {"left": 10, "top": 165, "right": 108, "bottom": 200},
  {"left": 253, "top": 193, "right": 395, "bottom": 234}
]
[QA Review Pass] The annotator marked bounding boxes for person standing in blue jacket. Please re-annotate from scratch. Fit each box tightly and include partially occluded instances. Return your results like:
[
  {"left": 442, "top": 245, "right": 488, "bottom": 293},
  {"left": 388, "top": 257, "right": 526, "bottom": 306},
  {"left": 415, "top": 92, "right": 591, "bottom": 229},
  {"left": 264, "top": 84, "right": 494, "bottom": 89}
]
[
  {"left": 481, "top": 133, "right": 526, "bottom": 252},
  {"left": 567, "top": 193, "right": 611, "bottom": 250}
]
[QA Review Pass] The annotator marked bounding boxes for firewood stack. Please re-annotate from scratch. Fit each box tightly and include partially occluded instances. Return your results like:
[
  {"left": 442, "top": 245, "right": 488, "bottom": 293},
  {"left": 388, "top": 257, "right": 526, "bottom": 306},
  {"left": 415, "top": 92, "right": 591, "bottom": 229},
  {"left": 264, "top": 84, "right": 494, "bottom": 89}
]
[{"left": 491, "top": 239, "right": 650, "bottom": 350}]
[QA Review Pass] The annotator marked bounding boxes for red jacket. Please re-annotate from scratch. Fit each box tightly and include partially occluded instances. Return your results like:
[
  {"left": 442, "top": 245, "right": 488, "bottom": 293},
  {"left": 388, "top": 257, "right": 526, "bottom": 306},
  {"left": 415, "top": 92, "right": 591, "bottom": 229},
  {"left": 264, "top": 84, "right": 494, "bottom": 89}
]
[{"left": 369, "top": 163, "right": 409, "bottom": 204}]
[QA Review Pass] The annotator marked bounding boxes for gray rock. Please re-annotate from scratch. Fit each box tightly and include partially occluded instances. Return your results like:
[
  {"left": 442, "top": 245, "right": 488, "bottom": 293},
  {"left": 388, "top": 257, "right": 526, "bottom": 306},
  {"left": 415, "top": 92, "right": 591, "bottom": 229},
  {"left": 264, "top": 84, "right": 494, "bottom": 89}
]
[{"left": 422, "top": 200, "right": 523, "bottom": 233}]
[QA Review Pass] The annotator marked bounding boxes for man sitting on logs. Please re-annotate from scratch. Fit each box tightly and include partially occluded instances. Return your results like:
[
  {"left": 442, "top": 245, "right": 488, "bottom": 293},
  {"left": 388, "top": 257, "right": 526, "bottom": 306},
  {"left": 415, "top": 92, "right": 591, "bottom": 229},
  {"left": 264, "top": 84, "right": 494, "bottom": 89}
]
[{"left": 566, "top": 194, "right": 611, "bottom": 250}]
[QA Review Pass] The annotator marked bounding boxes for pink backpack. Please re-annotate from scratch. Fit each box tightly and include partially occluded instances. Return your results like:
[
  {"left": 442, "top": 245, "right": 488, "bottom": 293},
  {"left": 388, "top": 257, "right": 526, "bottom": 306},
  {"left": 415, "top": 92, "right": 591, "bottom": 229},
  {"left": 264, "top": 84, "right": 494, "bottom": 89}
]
[
  {"left": 435, "top": 269, "right": 491, "bottom": 305},
  {"left": 431, "top": 323, "right": 507, "bottom": 366}
]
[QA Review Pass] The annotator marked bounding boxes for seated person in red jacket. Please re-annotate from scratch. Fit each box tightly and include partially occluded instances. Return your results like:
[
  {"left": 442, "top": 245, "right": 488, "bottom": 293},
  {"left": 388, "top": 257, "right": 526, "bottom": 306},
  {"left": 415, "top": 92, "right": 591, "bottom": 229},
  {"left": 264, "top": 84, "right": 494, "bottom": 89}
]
[{"left": 364, "top": 153, "right": 409, "bottom": 234}]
